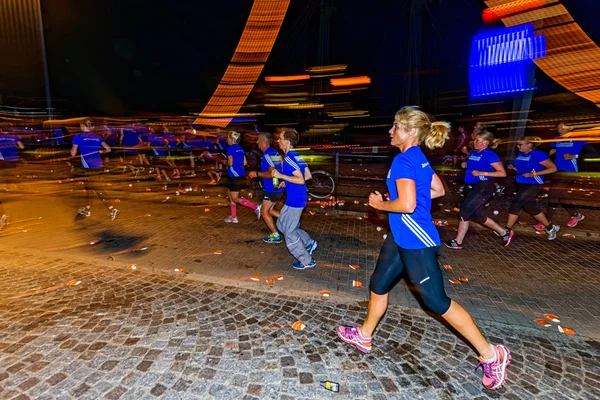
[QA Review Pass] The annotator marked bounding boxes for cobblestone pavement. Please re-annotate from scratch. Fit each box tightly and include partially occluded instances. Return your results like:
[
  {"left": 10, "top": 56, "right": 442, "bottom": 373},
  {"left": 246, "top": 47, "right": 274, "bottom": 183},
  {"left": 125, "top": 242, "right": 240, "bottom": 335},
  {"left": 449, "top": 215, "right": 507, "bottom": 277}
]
[
  {"left": 1, "top": 249, "right": 599, "bottom": 400},
  {"left": 1, "top": 170, "right": 600, "bottom": 340}
]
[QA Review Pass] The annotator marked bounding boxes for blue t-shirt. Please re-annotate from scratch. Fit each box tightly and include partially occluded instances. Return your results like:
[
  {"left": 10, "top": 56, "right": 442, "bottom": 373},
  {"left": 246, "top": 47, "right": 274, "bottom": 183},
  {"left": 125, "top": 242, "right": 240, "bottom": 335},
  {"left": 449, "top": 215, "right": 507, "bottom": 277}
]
[
  {"left": 465, "top": 148, "right": 501, "bottom": 184},
  {"left": 148, "top": 133, "right": 169, "bottom": 156},
  {"left": 103, "top": 128, "right": 119, "bottom": 145},
  {"left": 282, "top": 149, "right": 308, "bottom": 208},
  {"left": 73, "top": 132, "right": 104, "bottom": 169},
  {"left": 226, "top": 143, "right": 246, "bottom": 177},
  {"left": 514, "top": 150, "right": 548, "bottom": 184},
  {"left": 122, "top": 128, "right": 140, "bottom": 152},
  {"left": 387, "top": 147, "right": 440, "bottom": 250},
  {"left": 0, "top": 134, "right": 20, "bottom": 161},
  {"left": 261, "top": 147, "right": 283, "bottom": 193},
  {"left": 551, "top": 137, "right": 587, "bottom": 172},
  {"left": 53, "top": 128, "right": 65, "bottom": 144}
]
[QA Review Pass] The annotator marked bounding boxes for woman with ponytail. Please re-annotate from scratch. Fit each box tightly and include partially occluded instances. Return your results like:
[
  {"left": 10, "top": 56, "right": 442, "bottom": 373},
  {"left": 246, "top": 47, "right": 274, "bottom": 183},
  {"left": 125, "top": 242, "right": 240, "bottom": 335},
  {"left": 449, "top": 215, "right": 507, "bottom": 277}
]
[
  {"left": 336, "top": 107, "right": 511, "bottom": 391},
  {"left": 223, "top": 131, "right": 261, "bottom": 223},
  {"left": 504, "top": 137, "right": 559, "bottom": 240},
  {"left": 445, "top": 130, "right": 512, "bottom": 249}
]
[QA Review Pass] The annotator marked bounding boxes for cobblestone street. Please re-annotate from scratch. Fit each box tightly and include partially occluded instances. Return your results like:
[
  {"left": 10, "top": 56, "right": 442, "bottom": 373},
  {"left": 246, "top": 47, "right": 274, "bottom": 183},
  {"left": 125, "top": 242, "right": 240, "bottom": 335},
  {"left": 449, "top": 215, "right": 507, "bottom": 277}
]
[
  {"left": 0, "top": 175, "right": 599, "bottom": 398},
  {"left": 1, "top": 249, "right": 599, "bottom": 400}
]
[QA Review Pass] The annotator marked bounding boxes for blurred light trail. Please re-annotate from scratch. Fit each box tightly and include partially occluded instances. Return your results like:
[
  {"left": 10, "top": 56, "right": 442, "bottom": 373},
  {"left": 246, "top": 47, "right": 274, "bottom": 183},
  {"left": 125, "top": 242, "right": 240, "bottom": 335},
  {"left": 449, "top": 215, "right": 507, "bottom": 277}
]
[
  {"left": 194, "top": 0, "right": 290, "bottom": 128},
  {"left": 330, "top": 76, "right": 371, "bottom": 87}
]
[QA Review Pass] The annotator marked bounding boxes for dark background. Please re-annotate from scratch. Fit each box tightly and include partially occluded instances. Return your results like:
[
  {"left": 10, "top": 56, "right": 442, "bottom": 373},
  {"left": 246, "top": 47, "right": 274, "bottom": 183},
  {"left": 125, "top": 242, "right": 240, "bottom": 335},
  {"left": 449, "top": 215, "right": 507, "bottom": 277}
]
[{"left": 6, "top": 0, "right": 600, "bottom": 118}]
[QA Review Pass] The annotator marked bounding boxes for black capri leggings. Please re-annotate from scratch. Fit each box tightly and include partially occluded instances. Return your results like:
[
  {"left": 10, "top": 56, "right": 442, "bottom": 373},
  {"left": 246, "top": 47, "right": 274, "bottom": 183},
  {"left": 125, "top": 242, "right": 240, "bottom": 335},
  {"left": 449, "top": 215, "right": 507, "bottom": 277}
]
[
  {"left": 509, "top": 183, "right": 543, "bottom": 216},
  {"left": 370, "top": 234, "right": 451, "bottom": 315},
  {"left": 459, "top": 180, "right": 495, "bottom": 224}
]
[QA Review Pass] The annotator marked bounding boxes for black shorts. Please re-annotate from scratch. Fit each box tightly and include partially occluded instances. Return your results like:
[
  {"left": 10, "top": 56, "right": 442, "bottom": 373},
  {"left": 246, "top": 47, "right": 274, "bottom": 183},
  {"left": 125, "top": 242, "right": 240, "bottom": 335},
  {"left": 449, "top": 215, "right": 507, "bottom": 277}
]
[
  {"left": 227, "top": 176, "right": 247, "bottom": 192},
  {"left": 509, "top": 183, "right": 543, "bottom": 216},
  {"left": 459, "top": 180, "right": 495, "bottom": 222},
  {"left": 263, "top": 191, "right": 283, "bottom": 202},
  {"left": 370, "top": 233, "right": 450, "bottom": 315}
]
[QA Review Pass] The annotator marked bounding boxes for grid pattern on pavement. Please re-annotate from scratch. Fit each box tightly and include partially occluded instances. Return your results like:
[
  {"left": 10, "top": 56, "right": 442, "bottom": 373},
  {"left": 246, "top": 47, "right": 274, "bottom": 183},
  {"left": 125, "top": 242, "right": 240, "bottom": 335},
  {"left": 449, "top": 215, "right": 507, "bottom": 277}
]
[
  {"left": 0, "top": 174, "right": 600, "bottom": 341},
  {"left": 0, "top": 250, "right": 599, "bottom": 399}
]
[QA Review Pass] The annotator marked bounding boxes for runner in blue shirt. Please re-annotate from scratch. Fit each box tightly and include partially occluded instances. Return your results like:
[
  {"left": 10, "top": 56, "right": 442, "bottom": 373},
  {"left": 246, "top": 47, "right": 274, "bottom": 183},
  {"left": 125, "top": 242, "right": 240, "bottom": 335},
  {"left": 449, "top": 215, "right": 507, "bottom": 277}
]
[
  {"left": 542, "top": 123, "right": 589, "bottom": 228},
  {"left": 0, "top": 129, "right": 24, "bottom": 230},
  {"left": 248, "top": 132, "right": 284, "bottom": 243},
  {"left": 445, "top": 130, "right": 512, "bottom": 249},
  {"left": 223, "top": 131, "right": 261, "bottom": 223},
  {"left": 270, "top": 128, "right": 318, "bottom": 269},
  {"left": 336, "top": 107, "right": 511, "bottom": 391},
  {"left": 147, "top": 127, "right": 170, "bottom": 181},
  {"left": 504, "top": 136, "right": 559, "bottom": 239},
  {"left": 71, "top": 119, "right": 119, "bottom": 221},
  {"left": 119, "top": 126, "right": 142, "bottom": 174}
]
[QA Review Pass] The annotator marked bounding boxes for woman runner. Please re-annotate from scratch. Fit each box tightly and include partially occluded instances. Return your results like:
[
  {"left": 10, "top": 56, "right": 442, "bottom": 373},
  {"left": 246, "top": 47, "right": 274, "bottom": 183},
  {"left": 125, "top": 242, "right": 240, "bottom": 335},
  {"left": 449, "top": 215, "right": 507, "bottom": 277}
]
[
  {"left": 71, "top": 119, "right": 120, "bottom": 221},
  {"left": 445, "top": 130, "right": 512, "bottom": 249},
  {"left": 540, "top": 123, "right": 588, "bottom": 229},
  {"left": 504, "top": 137, "right": 559, "bottom": 240},
  {"left": 224, "top": 131, "right": 261, "bottom": 223},
  {"left": 336, "top": 107, "right": 511, "bottom": 391}
]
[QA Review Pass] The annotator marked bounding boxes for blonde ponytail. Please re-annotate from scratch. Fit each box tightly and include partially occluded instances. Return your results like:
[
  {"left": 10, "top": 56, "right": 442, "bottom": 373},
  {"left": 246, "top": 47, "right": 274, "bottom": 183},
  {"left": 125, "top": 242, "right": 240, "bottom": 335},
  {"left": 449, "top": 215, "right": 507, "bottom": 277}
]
[{"left": 395, "top": 106, "right": 450, "bottom": 150}]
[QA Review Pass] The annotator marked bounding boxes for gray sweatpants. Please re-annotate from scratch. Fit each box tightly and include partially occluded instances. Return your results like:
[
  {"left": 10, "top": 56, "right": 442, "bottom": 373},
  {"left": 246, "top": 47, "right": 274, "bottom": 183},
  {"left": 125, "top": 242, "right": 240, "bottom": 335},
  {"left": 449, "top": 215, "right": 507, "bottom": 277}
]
[{"left": 276, "top": 205, "right": 313, "bottom": 266}]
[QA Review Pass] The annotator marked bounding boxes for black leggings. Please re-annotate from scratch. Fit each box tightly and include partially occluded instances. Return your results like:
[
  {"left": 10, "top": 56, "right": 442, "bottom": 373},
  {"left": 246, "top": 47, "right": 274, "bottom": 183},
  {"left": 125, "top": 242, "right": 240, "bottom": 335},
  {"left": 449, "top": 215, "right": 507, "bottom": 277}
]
[
  {"left": 459, "top": 180, "right": 494, "bottom": 224},
  {"left": 509, "top": 183, "right": 542, "bottom": 216},
  {"left": 370, "top": 234, "right": 451, "bottom": 315},
  {"left": 545, "top": 174, "right": 576, "bottom": 221}
]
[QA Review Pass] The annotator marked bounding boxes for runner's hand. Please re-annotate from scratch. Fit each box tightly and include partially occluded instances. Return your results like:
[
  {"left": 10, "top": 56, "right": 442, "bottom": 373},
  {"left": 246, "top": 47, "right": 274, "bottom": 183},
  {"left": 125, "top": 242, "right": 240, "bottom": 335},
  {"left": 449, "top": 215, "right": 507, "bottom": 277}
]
[{"left": 368, "top": 191, "right": 384, "bottom": 210}]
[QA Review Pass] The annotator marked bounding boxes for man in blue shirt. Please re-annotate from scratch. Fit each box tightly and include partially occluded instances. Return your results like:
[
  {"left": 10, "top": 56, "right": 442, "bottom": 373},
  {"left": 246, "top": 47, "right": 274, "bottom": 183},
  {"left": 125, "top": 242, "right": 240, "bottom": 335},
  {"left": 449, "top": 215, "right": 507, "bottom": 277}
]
[
  {"left": 0, "top": 129, "right": 24, "bottom": 230},
  {"left": 271, "top": 128, "right": 317, "bottom": 269},
  {"left": 248, "top": 132, "right": 284, "bottom": 243},
  {"left": 71, "top": 119, "right": 119, "bottom": 221},
  {"left": 542, "top": 123, "right": 589, "bottom": 228}
]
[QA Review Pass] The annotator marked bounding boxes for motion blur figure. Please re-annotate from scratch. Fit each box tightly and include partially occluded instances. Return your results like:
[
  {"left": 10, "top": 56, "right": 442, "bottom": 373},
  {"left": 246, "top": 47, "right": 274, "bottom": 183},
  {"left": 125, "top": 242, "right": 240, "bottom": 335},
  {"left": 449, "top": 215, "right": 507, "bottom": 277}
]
[
  {"left": 540, "top": 123, "right": 589, "bottom": 229},
  {"left": 0, "top": 129, "right": 24, "bottom": 230},
  {"left": 71, "top": 120, "right": 120, "bottom": 221}
]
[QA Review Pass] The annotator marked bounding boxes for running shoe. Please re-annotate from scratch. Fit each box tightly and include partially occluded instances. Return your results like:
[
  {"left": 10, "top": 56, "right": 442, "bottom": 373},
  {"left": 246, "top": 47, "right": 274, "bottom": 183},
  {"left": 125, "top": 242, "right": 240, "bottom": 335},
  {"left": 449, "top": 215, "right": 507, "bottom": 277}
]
[
  {"left": 444, "top": 239, "right": 462, "bottom": 250},
  {"left": 567, "top": 213, "right": 585, "bottom": 228},
  {"left": 109, "top": 208, "right": 120, "bottom": 221},
  {"left": 533, "top": 223, "right": 545, "bottom": 231},
  {"left": 224, "top": 216, "right": 239, "bottom": 223},
  {"left": 546, "top": 224, "right": 560, "bottom": 240},
  {"left": 263, "top": 233, "right": 282, "bottom": 243},
  {"left": 255, "top": 204, "right": 262, "bottom": 220},
  {"left": 306, "top": 240, "right": 318, "bottom": 256},
  {"left": 501, "top": 229, "right": 514, "bottom": 247},
  {"left": 215, "top": 173, "right": 222, "bottom": 183},
  {"left": 336, "top": 323, "right": 372, "bottom": 354},
  {"left": 291, "top": 258, "right": 316, "bottom": 270},
  {"left": 209, "top": 180, "right": 217, "bottom": 185},
  {"left": 476, "top": 344, "right": 511, "bottom": 390},
  {"left": 0, "top": 214, "right": 9, "bottom": 231},
  {"left": 78, "top": 207, "right": 91, "bottom": 217}
]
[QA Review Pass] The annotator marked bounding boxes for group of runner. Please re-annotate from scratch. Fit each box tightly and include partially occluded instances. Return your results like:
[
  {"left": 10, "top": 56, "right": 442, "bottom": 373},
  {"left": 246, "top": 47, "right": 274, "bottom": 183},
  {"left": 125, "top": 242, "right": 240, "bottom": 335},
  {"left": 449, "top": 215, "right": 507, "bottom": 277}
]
[
  {"left": 225, "top": 129, "right": 318, "bottom": 270},
  {"left": 445, "top": 122, "right": 591, "bottom": 249},
  {"left": 0, "top": 111, "right": 595, "bottom": 392}
]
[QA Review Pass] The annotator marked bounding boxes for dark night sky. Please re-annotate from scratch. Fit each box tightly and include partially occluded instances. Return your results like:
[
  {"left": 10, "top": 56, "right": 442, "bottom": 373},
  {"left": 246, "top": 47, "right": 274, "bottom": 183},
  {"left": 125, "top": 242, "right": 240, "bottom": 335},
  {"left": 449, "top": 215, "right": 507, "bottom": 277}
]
[{"left": 37, "top": 0, "right": 600, "bottom": 117}]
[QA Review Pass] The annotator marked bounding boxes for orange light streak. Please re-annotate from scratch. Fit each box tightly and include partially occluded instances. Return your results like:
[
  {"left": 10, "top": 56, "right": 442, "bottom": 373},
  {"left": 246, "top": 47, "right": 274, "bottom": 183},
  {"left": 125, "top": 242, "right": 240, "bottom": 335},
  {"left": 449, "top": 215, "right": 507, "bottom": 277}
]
[{"left": 330, "top": 76, "right": 371, "bottom": 87}]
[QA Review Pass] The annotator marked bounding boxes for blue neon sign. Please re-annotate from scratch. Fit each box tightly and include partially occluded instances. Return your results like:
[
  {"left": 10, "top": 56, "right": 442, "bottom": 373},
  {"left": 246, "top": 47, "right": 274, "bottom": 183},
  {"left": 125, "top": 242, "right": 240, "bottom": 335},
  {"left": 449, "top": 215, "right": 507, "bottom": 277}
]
[{"left": 469, "top": 24, "right": 546, "bottom": 97}]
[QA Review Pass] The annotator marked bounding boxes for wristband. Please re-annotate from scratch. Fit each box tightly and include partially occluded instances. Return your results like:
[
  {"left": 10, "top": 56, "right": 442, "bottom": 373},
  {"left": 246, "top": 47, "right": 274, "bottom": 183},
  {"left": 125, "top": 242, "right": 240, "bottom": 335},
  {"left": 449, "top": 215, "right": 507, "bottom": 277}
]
[
  {"left": 532, "top": 171, "right": 537, "bottom": 176},
  {"left": 484, "top": 172, "right": 489, "bottom": 177}
]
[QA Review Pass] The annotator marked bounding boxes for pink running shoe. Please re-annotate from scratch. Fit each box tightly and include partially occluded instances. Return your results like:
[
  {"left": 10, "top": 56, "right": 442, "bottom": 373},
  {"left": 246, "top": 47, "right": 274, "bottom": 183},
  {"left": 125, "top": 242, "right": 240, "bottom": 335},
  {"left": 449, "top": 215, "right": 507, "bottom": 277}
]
[
  {"left": 477, "top": 344, "right": 511, "bottom": 390},
  {"left": 567, "top": 213, "right": 585, "bottom": 228},
  {"left": 336, "top": 323, "right": 372, "bottom": 354},
  {"left": 533, "top": 223, "right": 545, "bottom": 231}
]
